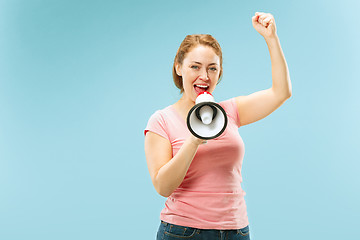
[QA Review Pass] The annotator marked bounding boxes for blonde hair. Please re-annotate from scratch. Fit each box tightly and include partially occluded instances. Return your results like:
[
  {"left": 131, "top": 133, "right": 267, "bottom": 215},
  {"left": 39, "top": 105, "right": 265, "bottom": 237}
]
[{"left": 172, "top": 34, "right": 223, "bottom": 93}]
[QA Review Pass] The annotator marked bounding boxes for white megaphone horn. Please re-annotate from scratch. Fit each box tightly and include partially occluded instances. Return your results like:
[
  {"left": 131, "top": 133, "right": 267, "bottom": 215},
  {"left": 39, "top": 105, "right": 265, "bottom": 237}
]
[{"left": 187, "top": 92, "right": 228, "bottom": 140}]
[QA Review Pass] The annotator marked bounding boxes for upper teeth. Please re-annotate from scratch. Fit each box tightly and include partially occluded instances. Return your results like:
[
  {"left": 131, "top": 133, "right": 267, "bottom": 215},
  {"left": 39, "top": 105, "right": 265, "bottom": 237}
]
[{"left": 196, "top": 85, "right": 208, "bottom": 88}]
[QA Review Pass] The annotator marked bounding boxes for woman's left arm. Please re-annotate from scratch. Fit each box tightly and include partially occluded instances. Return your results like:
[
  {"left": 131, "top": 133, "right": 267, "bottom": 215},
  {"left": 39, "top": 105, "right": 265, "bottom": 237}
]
[{"left": 236, "top": 12, "right": 292, "bottom": 127}]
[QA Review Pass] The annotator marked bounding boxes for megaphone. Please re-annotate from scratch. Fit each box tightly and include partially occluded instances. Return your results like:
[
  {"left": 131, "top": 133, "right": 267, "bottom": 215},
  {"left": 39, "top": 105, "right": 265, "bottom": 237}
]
[{"left": 187, "top": 92, "right": 228, "bottom": 140}]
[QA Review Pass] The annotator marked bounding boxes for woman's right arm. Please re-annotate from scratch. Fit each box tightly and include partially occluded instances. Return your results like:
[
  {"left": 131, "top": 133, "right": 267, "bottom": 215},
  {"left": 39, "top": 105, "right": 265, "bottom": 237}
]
[{"left": 144, "top": 132, "right": 203, "bottom": 197}]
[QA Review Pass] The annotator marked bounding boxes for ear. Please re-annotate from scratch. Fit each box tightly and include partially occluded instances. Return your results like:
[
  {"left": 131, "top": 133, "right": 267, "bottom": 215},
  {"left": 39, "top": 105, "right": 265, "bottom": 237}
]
[{"left": 175, "top": 63, "right": 182, "bottom": 76}]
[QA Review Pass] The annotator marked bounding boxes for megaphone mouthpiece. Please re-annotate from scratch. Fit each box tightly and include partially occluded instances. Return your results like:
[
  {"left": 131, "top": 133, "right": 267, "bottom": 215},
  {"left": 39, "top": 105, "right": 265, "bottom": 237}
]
[{"left": 195, "top": 91, "right": 214, "bottom": 104}]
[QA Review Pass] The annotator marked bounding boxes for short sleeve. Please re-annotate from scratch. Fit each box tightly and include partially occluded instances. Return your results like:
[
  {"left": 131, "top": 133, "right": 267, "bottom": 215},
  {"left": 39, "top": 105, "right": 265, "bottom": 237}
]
[
  {"left": 219, "top": 98, "right": 241, "bottom": 128},
  {"left": 144, "top": 110, "right": 169, "bottom": 140}
]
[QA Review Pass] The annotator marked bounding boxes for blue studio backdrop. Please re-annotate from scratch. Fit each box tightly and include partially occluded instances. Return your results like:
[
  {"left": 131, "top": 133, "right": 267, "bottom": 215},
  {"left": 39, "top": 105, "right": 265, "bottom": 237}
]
[{"left": 1, "top": 0, "right": 359, "bottom": 239}]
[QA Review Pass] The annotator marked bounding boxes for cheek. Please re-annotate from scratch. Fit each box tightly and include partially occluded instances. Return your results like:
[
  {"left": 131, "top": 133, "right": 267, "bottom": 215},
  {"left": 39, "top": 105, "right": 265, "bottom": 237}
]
[
  {"left": 182, "top": 77, "right": 193, "bottom": 93},
  {"left": 183, "top": 72, "right": 197, "bottom": 84},
  {"left": 210, "top": 72, "right": 220, "bottom": 83},
  {"left": 208, "top": 85, "right": 216, "bottom": 93},
  {"left": 184, "top": 69, "right": 197, "bottom": 78}
]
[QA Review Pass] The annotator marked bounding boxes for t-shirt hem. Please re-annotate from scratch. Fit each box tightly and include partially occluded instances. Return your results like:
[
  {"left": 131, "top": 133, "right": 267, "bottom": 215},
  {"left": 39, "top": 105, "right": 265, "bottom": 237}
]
[{"left": 160, "top": 216, "right": 249, "bottom": 230}]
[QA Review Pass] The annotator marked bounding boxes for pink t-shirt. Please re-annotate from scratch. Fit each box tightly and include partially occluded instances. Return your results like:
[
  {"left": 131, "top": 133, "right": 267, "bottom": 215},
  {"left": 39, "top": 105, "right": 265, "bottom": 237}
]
[{"left": 144, "top": 98, "right": 249, "bottom": 230}]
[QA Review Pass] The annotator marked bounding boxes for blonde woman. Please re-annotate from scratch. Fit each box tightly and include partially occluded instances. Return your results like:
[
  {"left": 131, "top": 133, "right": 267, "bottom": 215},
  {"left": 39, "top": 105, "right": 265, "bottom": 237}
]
[{"left": 145, "top": 12, "right": 292, "bottom": 240}]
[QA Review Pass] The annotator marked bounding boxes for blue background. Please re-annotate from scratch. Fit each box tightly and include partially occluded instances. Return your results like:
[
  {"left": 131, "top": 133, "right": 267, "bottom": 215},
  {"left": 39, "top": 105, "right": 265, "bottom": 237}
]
[{"left": 1, "top": 0, "right": 359, "bottom": 239}]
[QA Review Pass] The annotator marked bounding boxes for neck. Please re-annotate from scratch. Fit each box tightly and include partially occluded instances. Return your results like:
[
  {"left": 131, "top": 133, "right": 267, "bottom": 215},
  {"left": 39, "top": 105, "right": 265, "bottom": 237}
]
[
  {"left": 179, "top": 94, "right": 195, "bottom": 109},
  {"left": 172, "top": 94, "right": 196, "bottom": 120}
]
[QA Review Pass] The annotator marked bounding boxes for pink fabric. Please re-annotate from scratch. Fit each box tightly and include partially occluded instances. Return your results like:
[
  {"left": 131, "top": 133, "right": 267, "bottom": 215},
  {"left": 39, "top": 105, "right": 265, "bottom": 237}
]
[{"left": 144, "top": 98, "right": 249, "bottom": 229}]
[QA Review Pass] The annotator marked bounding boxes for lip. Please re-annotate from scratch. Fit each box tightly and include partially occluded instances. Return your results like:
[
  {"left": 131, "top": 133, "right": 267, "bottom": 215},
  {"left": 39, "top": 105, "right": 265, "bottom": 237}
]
[
  {"left": 193, "top": 83, "right": 210, "bottom": 88},
  {"left": 194, "top": 84, "right": 209, "bottom": 95}
]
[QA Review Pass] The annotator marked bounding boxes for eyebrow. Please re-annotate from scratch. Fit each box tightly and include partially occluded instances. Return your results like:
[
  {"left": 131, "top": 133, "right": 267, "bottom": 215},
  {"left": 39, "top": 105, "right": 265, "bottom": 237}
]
[{"left": 191, "top": 61, "right": 219, "bottom": 66}]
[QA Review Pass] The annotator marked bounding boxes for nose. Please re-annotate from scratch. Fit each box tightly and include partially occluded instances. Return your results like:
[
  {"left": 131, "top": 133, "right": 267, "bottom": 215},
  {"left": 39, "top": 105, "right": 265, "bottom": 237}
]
[{"left": 199, "top": 69, "right": 209, "bottom": 81}]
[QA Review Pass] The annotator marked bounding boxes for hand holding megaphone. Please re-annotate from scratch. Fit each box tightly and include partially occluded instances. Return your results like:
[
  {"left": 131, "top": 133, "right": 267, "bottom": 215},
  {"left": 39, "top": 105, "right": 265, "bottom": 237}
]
[{"left": 187, "top": 92, "right": 228, "bottom": 140}]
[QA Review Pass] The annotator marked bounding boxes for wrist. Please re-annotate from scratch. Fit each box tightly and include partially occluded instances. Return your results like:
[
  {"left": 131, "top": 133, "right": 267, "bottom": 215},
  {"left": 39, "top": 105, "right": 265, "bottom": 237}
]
[
  {"left": 188, "top": 135, "right": 206, "bottom": 146},
  {"left": 264, "top": 34, "right": 279, "bottom": 44}
]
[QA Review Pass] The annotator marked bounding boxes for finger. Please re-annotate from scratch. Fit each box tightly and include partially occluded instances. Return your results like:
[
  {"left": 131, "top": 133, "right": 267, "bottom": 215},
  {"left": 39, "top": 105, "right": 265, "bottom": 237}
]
[
  {"left": 257, "top": 14, "right": 268, "bottom": 24},
  {"left": 252, "top": 15, "right": 260, "bottom": 24},
  {"left": 259, "top": 18, "right": 266, "bottom": 25},
  {"left": 263, "top": 16, "right": 272, "bottom": 25},
  {"left": 255, "top": 12, "right": 263, "bottom": 21},
  {"left": 256, "top": 12, "right": 271, "bottom": 19}
]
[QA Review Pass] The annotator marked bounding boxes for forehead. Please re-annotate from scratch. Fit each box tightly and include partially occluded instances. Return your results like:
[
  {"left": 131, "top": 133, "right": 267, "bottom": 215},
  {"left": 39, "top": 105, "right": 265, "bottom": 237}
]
[{"left": 184, "top": 45, "right": 220, "bottom": 64}]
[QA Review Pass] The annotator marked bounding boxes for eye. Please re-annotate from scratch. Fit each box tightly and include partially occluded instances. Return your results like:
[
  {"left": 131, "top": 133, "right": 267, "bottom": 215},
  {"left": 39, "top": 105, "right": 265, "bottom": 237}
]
[
  {"left": 209, "top": 67, "right": 217, "bottom": 72},
  {"left": 191, "top": 65, "right": 199, "bottom": 70}
]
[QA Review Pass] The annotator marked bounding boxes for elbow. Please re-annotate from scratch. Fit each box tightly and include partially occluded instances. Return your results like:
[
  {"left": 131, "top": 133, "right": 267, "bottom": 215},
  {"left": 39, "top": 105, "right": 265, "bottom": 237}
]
[
  {"left": 276, "top": 91, "right": 292, "bottom": 103},
  {"left": 158, "top": 191, "right": 171, "bottom": 198},
  {"left": 285, "top": 90, "right": 292, "bottom": 99},
  {"left": 273, "top": 86, "right": 292, "bottom": 101},
  {"left": 156, "top": 186, "right": 172, "bottom": 198},
  {"left": 153, "top": 178, "right": 173, "bottom": 198},
  {"left": 280, "top": 88, "right": 292, "bottom": 100},
  {"left": 286, "top": 81, "right": 293, "bottom": 99}
]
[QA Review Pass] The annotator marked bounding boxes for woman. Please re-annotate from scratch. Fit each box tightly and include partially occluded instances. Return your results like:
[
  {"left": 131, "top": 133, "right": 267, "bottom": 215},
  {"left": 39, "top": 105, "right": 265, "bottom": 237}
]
[{"left": 144, "top": 12, "right": 292, "bottom": 240}]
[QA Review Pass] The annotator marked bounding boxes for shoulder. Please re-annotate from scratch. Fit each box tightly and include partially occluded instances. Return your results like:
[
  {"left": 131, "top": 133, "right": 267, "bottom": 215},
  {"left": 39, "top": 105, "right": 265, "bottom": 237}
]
[
  {"left": 147, "top": 105, "right": 173, "bottom": 123},
  {"left": 219, "top": 98, "right": 241, "bottom": 128},
  {"left": 219, "top": 97, "right": 236, "bottom": 109},
  {"left": 144, "top": 105, "right": 174, "bottom": 139}
]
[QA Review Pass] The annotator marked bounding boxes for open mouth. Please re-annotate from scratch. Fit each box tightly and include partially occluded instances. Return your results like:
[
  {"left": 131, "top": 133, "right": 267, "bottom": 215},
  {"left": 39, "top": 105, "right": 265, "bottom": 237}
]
[{"left": 194, "top": 84, "right": 209, "bottom": 94}]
